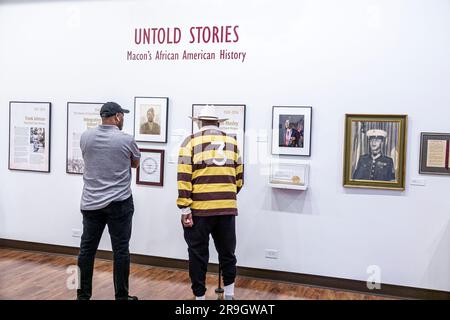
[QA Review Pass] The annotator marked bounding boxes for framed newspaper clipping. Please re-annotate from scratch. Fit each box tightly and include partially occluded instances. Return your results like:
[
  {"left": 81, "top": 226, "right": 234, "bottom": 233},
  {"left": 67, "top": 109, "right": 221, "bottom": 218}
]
[
  {"left": 192, "top": 104, "right": 246, "bottom": 156},
  {"left": 66, "top": 102, "right": 103, "bottom": 174},
  {"left": 8, "top": 101, "right": 52, "bottom": 173}
]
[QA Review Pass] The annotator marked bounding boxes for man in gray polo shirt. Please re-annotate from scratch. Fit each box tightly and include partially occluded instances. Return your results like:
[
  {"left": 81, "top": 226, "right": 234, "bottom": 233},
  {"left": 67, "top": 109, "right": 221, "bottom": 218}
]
[{"left": 77, "top": 102, "right": 141, "bottom": 301}]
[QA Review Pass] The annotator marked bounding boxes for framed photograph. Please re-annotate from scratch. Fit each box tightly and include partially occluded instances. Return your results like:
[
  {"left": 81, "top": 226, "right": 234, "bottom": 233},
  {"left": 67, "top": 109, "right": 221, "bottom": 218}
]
[
  {"left": 272, "top": 106, "right": 312, "bottom": 156},
  {"left": 343, "top": 114, "right": 407, "bottom": 190},
  {"left": 192, "top": 104, "right": 246, "bottom": 155},
  {"left": 419, "top": 132, "right": 450, "bottom": 175},
  {"left": 136, "top": 149, "right": 165, "bottom": 186},
  {"left": 66, "top": 102, "right": 103, "bottom": 174},
  {"left": 134, "top": 97, "right": 169, "bottom": 143},
  {"left": 8, "top": 101, "right": 51, "bottom": 172}
]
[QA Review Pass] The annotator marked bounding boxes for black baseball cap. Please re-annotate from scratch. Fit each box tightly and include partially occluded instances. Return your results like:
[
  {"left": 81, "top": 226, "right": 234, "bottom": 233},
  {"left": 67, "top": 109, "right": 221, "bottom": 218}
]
[{"left": 100, "top": 102, "right": 130, "bottom": 117}]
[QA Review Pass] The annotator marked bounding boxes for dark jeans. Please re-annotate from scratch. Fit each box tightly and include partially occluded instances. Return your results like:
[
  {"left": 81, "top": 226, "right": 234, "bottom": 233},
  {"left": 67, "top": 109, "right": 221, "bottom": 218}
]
[
  {"left": 77, "top": 196, "right": 134, "bottom": 300},
  {"left": 184, "top": 215, "right": 237, "bottom": 297}
]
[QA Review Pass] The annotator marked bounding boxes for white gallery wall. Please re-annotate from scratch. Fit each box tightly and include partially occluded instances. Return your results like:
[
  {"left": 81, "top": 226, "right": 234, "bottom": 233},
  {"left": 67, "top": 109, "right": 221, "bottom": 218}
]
[{"left": 0, "top": 0, "right": 449, "bottom": 292}]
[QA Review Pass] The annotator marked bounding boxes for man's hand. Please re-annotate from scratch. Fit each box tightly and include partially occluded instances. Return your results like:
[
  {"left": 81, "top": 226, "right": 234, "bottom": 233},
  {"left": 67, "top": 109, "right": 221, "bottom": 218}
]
[
  {"left": 131, "top": 158, "right": 140, "bottom": 168},
  {"left": 181, "top": 214, "right": 194, "bottom": 228}
]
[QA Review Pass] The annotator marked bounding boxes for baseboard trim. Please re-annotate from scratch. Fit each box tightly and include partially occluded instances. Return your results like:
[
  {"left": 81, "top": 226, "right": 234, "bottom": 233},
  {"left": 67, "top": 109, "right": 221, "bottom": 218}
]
[{"left": 1, "top": 238, "right": 449, "bottom": 300}]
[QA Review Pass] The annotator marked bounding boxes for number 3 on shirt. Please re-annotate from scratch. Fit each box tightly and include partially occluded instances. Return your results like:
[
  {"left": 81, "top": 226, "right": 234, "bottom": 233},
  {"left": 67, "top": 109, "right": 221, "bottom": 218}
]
[{"left": 210, "top": 142, "right": 227, "bottom": 166}]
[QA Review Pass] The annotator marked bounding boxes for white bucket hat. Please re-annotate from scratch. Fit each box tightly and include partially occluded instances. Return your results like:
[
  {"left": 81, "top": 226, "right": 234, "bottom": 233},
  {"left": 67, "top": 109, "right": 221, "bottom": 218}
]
[
  {"left": 189, "top": 105, "right": 228, "bottom": 122},
  {"left": 366, "top": 129, "right": 387, "bottom": 138}
]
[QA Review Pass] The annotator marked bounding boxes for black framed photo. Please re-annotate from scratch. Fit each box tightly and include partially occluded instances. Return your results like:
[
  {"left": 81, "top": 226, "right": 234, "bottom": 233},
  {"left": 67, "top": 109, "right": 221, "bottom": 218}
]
[
  {"left": 343, "top": 114, "right": 408, "bottom": 190},
  {"left": 192, "top": 104, "right": 246, "bottom": 155},
  {"left": 66, "top": 102, "right": 104, "bottom": 174},
  {"left": 8, "top": 101, "right": 52, "bottom": 173},
  {"left": 136, "top": 149, "right": 165, "bottom": 186},
  {"left": 419, "top": 132, "right": 450, "bottom": 175},
  {"left": 272, "top": 106, "right": 312, "bottom": 156},
  {"left": 134, "top": 97, "right": 169, "bottom": 143}
]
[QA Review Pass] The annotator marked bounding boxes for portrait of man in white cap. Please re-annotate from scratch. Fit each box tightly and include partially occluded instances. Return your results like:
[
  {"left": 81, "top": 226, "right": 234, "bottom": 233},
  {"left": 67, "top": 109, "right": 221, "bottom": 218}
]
[{"left": 352, "top": 129, "right": 395, "bottom": 181}]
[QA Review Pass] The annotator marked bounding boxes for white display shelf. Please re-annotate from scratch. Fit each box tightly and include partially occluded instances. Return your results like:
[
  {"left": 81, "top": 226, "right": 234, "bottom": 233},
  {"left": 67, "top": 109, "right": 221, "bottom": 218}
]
[
  {"left": 268, "top": 162, "right": 309, "bottom": 191},
  {"left": 269, "top": 182, "right": 308, "bottom": 190}
]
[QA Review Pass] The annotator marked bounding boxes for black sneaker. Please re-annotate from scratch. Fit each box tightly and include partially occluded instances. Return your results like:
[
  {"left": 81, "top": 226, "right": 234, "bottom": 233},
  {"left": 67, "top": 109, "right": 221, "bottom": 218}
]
[{"left": 116, "top": 295, "right": 139, "bottom": 300}]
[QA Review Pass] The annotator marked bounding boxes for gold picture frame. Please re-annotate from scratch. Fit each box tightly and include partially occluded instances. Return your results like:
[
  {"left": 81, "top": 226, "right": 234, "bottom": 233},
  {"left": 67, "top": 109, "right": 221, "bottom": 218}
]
[{"left": 343, "top": 114, "right": 407, "bottom": 190}]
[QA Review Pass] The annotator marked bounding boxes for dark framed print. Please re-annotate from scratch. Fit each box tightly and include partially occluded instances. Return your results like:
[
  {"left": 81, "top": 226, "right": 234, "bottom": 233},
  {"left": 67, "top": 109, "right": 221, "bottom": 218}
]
[
  {"left": 192, "top": 104, "right": 246, "bottom": 155},
  {"left": 66, "top": 102, "right": 103, "bottom": 174},
  {"left": 419, "top": 132, "right": 450, "bottom": 175},
  {"left": 272, "top": 106, "right": 312, "bottom": 156},
  {"left": 343, "top": 114, "right": 407, "bottom": 190},
  {"left": 136, "top": 149, "right": 165, "bottom": 186},
  {"left": 134, "top": 97, "right": 169, "bottom": 143},
  {"left": 8, "top": 101, "right": 52, "bottom": 172}
]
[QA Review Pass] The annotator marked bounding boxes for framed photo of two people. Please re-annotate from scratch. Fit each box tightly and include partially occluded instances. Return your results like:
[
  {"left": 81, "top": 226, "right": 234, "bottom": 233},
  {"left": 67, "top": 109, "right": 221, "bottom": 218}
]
[
  {"left": 272, "top": 106, "right": 312, "bottom": 156},
  {"left": 343, "top": 114, "right": 407, "bottom": 190}
]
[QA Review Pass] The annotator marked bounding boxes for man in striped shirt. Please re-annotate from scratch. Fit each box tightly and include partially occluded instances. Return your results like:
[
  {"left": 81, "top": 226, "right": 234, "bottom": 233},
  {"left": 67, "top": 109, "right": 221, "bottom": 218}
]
[{"left": 177, "top": 106, "right": 244, "bottom": 300}]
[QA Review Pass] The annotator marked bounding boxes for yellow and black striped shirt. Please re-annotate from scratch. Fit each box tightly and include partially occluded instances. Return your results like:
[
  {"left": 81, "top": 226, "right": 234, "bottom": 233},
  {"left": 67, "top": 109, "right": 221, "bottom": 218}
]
[{"left": 176, "top": 127, "right": 244, "bottom": 216}]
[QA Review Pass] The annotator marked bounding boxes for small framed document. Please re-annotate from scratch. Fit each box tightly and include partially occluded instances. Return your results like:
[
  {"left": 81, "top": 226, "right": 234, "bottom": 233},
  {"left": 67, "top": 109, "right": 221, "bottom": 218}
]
[
  {"left": 269, "top": 162, "right": 309, "bottom": 190},
  {"left": 419, "top": 132, "right": 450, "bottom": 175},
  {"left": 136, "top": 149, "right": 165, "bottom": 186}
]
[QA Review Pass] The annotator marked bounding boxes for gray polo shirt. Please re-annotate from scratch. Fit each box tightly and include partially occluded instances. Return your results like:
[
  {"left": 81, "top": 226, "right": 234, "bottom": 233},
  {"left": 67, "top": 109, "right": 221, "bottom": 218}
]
[{"left": 80, "top": 125, "right": 141, "bottom": 211}]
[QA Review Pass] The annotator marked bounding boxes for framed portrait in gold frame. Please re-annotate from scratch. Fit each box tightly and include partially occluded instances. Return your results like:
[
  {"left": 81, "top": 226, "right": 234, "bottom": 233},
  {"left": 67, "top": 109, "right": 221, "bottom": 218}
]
[{"left": 343, "top": 114, "right": 407, "bottom": 190}]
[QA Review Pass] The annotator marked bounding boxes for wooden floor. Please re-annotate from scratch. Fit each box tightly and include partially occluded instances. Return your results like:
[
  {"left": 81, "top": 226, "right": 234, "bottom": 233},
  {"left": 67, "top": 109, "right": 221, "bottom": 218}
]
[{"left": 0, "top": 248, "right": 392, "bottom": 300}]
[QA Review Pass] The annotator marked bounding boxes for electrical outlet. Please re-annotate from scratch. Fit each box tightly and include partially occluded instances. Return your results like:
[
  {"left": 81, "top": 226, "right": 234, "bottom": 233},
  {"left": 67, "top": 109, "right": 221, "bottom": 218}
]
[
  {"left": 72, "top": 229, "right": 82, "bottom": 238},
  {"left": 265, "top": 249, "right": 279, "bottom": 259}
]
